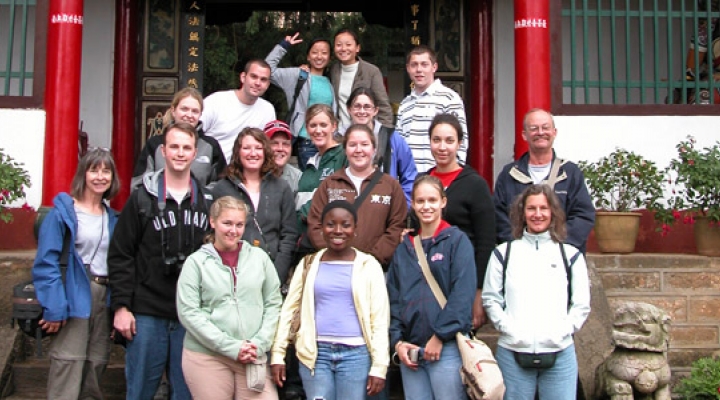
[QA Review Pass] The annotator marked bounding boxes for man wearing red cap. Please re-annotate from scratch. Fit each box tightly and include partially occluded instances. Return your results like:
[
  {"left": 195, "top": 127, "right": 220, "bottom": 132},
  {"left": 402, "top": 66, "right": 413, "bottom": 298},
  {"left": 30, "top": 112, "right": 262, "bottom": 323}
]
[{"left": 264, "top": 120, "right": 301, "bottom": 198}]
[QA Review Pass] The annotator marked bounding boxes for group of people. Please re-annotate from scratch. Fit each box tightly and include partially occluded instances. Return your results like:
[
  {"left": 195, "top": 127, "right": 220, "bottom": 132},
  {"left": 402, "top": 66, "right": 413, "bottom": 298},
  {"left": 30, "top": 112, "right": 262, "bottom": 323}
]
[{"left": 31, "top": 26, "right": 595, "bottom": 400}]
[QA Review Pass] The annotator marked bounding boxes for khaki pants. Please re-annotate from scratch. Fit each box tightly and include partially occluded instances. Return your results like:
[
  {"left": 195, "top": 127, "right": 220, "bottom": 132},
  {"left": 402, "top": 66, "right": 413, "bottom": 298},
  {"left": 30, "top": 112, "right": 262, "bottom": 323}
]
[
  {"left": 47, "top": 281, "right": 110, "bottom": 400},
  {"left": 182, "top": 348, "right": 278, "bottom": 400}
]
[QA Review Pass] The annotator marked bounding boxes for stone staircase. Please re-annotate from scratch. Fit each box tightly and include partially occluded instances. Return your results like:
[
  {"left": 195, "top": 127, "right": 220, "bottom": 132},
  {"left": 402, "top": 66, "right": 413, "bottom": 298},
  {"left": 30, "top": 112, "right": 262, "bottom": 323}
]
[{"left": 0, "top": 331, "right": 126, "bottom": 399}]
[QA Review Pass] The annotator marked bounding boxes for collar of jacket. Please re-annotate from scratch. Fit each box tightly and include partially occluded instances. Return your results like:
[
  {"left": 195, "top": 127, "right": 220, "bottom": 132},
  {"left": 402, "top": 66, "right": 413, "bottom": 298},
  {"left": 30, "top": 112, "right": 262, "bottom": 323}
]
[{"left": 508, "top": 151, "right": 568, "bottom": 185}]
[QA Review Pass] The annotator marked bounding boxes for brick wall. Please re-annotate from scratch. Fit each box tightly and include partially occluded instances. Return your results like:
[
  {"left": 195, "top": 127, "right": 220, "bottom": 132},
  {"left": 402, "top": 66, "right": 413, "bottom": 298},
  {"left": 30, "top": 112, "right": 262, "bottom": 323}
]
[{"left": 590, "top": 253, "right": 720, "bottom": 381}]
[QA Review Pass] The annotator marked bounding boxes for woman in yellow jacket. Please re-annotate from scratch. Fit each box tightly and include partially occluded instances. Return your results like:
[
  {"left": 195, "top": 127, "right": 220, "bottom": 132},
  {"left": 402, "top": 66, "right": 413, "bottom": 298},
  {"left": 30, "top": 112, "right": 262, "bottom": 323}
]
[{"left": 271, "top": 200, "right": 389, "bottom": 400}]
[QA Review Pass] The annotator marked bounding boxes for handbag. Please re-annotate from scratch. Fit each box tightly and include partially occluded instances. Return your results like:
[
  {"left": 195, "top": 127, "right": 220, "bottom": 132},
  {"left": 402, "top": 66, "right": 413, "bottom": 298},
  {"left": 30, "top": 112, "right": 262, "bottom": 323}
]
[
  {"left": 412, "top": 237, "right": 505, "bottom": 400},
  {"left": 288, "top": 253, "right": 317, "bottom": 341},
  {"left": 246, "top": 352, "right": 267, "bottom": 392}
]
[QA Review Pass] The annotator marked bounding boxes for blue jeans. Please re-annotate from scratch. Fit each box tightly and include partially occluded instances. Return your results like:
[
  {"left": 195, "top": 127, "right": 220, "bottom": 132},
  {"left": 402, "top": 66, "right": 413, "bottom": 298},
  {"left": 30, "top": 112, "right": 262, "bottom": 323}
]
[
  {"left": 399, "top": 341, "right": 467, "bottom": 400},
  {"left": 496, "top": 344, "right": 577, "bottom": 400},
  {"left": 125, "top": 314, "right": 191, "bottom": 400},
  {"left": 296, "top": 137, "right": 318, "bottom": 172},
  {"left": 299, "top": 342, "right": 370, "bottom": 400}
]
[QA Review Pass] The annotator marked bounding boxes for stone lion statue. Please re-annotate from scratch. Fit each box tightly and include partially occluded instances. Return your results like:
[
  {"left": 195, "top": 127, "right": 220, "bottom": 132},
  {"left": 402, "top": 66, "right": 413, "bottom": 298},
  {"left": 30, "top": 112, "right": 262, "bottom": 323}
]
[{"left": 596, "top": 302, "right": 672, "bottom": 400}]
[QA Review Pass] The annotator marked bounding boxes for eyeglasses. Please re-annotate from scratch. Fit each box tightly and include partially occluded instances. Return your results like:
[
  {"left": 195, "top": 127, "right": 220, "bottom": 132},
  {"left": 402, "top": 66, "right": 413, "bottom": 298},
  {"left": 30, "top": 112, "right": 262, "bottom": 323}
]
[
  {"left": 525, "top": 125, "right": 554, "bottom": 133},
  {"left": 351, "top": 104, "right": 376, "bottom": 111}
]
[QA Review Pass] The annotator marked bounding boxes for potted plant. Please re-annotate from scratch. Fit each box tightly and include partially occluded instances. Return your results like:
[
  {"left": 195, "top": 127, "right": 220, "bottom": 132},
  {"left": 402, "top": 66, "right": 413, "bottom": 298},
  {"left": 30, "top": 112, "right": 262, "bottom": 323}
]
[
  {"left": 661, "top": 136, "right": 720, "bottom": 256},
  {"left": 579, "top": 148, "right": 667, "bottom": 253},
  {"left": 0, "top": 148, "right": 32, "bottom": 223}
]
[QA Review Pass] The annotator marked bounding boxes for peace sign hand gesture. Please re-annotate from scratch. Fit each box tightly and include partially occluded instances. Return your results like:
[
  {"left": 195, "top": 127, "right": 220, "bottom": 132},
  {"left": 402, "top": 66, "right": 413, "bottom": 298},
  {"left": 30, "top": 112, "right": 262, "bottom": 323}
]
[{"left": 284, "top": 32, "right": 303, "bottom": 46}]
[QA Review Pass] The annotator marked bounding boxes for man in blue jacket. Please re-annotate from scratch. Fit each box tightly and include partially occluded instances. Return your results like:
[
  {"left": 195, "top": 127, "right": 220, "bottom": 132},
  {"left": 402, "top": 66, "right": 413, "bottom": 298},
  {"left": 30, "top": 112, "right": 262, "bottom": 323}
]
[{"left": 493, "top": 108, "right": 595, "bottom": 253}]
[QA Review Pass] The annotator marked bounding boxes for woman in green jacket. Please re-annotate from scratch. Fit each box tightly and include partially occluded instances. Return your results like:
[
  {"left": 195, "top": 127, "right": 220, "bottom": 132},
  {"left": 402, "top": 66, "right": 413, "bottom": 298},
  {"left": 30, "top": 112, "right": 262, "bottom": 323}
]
[{"left": 177, "top": 196, "right": 282, "bottom": 399}]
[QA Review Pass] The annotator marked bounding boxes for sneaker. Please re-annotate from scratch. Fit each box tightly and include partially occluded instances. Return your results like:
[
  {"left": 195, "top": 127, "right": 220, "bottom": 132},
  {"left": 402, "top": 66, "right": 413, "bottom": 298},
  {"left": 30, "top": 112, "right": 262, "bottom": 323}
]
[{"left": 686, "top": 68, "right": 696, "bottom": 81}]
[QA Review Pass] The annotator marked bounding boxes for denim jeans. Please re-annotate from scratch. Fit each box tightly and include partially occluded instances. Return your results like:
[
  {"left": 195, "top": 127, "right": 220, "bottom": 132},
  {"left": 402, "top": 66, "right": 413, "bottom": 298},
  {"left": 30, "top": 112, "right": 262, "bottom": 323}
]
[
  {"left": 296, "top": 137, "right": 318, "bottom": 172},
  {"left": 299, "top": 342, "right": 370, "bottom": 400},
  {"left": 495, "top": 344, "right": 578, "bottom": 400},
  {"left": 125, "top": 314, "right": 191, "bottom": 400},
  {"left": 399, "top": 341, "right": 467, "bottom": 400}
]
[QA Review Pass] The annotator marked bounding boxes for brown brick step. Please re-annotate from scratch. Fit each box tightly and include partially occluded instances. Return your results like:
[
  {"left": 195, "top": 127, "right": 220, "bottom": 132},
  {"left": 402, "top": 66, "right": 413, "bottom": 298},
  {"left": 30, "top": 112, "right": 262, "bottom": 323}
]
[{"left": 5, "top": 357, "right": 125, "bottom": 399}]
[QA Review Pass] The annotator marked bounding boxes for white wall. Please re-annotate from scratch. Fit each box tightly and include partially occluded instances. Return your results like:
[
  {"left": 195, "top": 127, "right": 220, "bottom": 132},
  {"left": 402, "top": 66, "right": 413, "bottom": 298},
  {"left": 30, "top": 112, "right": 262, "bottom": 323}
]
[
  {"left": 0, "top": 109, "right": 45, "bottom": 209},
  {"left": 494, "top": 0, "right": 516, "bottom": 174},
  {"left": 79, "top": 0, "right": 115, "bottom": 149},
  {"left": 554, "top": 116, "right": 720, "bottom": 168}
]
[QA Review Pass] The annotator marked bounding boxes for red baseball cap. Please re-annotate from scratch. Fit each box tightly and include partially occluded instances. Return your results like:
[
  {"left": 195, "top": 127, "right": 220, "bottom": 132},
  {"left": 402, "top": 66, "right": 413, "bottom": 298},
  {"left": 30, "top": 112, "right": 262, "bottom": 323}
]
[{"left": 264, "top": 120, "right": 292, "bottom": 139}]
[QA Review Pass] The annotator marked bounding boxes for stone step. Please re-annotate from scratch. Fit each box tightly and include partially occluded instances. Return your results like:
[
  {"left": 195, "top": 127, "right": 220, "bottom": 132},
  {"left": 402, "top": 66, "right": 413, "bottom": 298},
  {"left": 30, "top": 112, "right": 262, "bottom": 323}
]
[{"left": 6, "top": 357, "right": 125, "bottom": 399}]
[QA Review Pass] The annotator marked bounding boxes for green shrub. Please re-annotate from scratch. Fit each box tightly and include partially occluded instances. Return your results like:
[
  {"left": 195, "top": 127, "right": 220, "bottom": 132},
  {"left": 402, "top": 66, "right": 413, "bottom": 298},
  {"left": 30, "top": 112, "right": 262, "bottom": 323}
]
[{"left": 675, "top": 357, "right": 720, "bottom": 399}]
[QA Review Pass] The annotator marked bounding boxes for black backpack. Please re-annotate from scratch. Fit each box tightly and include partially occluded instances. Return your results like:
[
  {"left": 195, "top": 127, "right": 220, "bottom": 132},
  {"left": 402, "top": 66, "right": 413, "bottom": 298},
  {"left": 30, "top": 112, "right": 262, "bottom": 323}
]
[{"left": 11, "top": 225, "right": 71, "bottom": 356}]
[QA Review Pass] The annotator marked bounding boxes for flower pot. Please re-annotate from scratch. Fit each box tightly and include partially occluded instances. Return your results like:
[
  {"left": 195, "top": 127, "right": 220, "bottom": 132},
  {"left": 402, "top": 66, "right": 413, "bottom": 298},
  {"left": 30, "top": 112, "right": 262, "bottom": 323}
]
[
  {"left": 594, "top": 211, "right": 642, "bottom": 253},
  {"left": 693, "top": 216, "right": 720, "bottom": 257}
]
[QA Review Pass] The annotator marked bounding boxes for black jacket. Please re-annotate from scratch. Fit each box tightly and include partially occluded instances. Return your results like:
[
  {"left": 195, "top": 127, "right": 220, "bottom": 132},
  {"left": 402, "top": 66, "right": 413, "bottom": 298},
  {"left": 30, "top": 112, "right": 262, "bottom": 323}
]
[
  {"left": 109, "top": 171, "right": 211, "bottom": 319},
  {"left": 210, "top": 174, "right": 298, "bottom": 283}
]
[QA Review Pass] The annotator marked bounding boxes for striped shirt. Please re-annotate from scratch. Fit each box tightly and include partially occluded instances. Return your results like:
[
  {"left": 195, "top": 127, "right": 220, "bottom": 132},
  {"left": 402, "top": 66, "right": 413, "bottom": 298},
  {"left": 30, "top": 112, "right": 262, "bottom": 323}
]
[{"left": 396, "top": 79, "right": 468, "bottom": 173}]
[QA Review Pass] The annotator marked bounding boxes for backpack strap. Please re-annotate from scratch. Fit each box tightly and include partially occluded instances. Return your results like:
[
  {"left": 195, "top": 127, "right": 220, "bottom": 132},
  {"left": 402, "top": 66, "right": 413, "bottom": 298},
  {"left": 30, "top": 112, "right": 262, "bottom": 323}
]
[
  {"left": 285, "top": 70, "right": 309, "bottom": 124},
  {"left": 353, "top": 169, "right": 383, "bottom": 210},
  {"left": 500, "top": 241, "right": 512, "bottom": 302},
  {"left": 559, "top": 243, "right": 572, "bottom": 310}
]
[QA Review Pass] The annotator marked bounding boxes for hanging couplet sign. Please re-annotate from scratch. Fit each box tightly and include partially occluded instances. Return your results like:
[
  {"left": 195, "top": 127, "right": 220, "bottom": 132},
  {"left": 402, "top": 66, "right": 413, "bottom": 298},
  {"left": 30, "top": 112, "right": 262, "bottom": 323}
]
[
  {"left": 513, "top": 0, "right": 550, "bottom": 159},
  {"left": 405, "top": 0, "right": 431, "bottom": 93},
  {"left": 181, "top": 0, "right": 205, "bottom": 92}
]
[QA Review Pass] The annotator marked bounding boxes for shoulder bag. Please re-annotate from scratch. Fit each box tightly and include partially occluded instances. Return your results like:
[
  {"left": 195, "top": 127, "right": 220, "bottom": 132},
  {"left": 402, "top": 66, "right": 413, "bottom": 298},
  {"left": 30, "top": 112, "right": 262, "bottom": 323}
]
[{"left": 412, "top": 237, "right": 506, "bottom": 400}]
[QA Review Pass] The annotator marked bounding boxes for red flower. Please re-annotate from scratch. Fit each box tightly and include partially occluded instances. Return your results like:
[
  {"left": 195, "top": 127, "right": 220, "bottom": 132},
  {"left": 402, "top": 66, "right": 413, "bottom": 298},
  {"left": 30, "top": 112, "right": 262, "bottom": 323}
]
[
  {"left": 21, "top": 203, "right": 34, "bottom": 212},
  {"left": 688, "top": 159, "right": 695, "bottom": 165},
  {"left": 661, "top": 224, "right": 671, "bottom": 237},
  {"left": 672, "top": 210, "right": 682, "bottom": 220}
]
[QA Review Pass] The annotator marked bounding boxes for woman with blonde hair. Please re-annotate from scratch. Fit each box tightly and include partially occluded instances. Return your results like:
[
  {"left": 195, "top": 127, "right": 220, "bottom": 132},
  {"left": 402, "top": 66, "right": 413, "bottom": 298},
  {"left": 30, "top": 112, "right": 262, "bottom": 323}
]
[
  {"left": 132, "top": 87, "right": 226, "bottom": 188},
  {"left": 210, "top": 128, "right": 297, "bottom": 285},
  {"left": 295, "top": 104, "right": 347, "bottom": 246},
  {"left": 178, "top": 195, "right": 282, "bottom": 399},
  {"left": 33, "top": 148, "right": 121, "bottom": 399}
]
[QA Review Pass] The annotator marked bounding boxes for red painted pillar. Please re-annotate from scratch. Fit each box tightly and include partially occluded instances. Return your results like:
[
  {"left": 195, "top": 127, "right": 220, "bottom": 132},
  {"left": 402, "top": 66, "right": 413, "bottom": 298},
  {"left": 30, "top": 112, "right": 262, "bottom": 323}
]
[
  {"left": 513, "top": 0, "right": 551, "bottom": 159},
  {"left": 469, "top": 0, "right": 494, "bottom": 186},
  {"left": 42, "top": 0, "right": 84, "bottom": 206},
  {"left": 111, "top": 0, "right": 138, "bottom": 209}
]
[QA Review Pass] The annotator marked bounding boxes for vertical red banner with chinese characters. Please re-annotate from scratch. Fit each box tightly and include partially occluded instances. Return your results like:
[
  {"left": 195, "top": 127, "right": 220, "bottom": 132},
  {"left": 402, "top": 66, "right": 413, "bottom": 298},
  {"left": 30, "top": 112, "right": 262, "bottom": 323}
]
[
  {"left": 513, "top": 0, "right": 550, "bottom": 159},
  {"left": 43, "top": 0, "right": 84, "bottom": 205}
]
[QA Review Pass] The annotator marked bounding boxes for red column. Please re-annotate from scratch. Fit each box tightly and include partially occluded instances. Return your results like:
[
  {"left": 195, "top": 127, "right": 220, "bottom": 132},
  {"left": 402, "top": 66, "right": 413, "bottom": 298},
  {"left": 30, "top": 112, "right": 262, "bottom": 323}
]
[
  {"left": 514, "top": 0, "right": 551, "bottom": 159},
  {"left": 468, "top": 0, "right": 494, "bottom": 186},
  {"left": 111, "top": 0, "right": 138, "bottom": 209},
  {"left": 42, "top": 0, "right": 84, "bottom": 206}
]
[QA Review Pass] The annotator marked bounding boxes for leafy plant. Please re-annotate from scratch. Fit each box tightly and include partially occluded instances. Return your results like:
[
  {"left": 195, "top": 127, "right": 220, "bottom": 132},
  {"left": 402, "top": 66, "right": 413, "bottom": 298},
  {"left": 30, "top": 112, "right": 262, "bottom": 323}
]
[
  {"left": 674, "top": 356, "right": 720, "bottom": 399},
  {"left": 0, "top": 148, "right": 32, "bottom": 223},
  {"left": 578, "top": 148, "right": 667, "bottom": 212},
  {"left": 665, "top": 136, "right": 720, "bottom": 225}
]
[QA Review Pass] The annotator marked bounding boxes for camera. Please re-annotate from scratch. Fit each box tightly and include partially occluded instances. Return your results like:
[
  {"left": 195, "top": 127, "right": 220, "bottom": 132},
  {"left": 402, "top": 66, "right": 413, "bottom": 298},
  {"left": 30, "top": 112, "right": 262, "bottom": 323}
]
[{"left": 408, "top": 347, "right": 424, "bottom": 363}]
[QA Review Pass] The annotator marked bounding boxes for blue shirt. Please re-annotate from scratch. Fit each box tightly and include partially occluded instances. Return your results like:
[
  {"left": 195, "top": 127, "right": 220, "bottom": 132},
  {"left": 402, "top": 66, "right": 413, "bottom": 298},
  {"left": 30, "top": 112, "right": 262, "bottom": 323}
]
[
  {"left": 299, "top": 75, "right": 334, "bottom": 138},
  {"left": 314, "top": 260, "right": 363, "bottom": 338}
]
